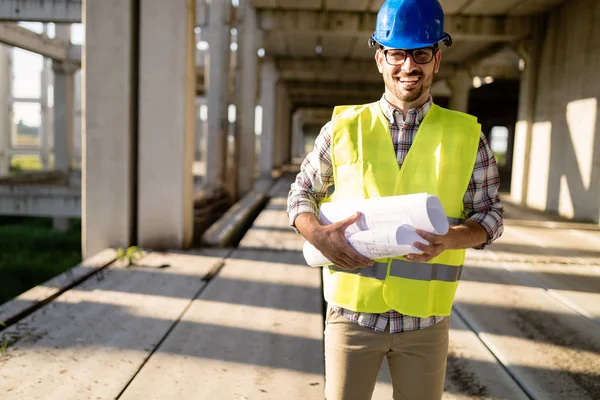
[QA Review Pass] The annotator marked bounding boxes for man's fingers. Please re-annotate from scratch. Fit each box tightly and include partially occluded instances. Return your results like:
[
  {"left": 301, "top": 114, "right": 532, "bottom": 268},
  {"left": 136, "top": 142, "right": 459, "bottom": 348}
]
[
  {"left": 406, "top": 253, "right": 432, "bottom": 263},
  {"left": 338, "top": 212, "right": 362, "bottom": 230},
  {"left": 347, "top": 250, "right": 374, "bottom": 267},
  {"left": 415, "top": 229, "right": 440, "bottom": 244},
  {"left": 331, "top": 254, "right": 359, "bottom": 270}
]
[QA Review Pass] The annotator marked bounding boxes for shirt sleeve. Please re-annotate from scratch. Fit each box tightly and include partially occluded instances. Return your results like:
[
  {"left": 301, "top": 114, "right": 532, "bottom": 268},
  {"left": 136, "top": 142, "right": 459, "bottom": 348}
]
[
  {"left": 464, "top": 132, "right": 505, "bottom": 249},
  {"left": 286, "top": 121, "right": 335, "bottom": 228}
]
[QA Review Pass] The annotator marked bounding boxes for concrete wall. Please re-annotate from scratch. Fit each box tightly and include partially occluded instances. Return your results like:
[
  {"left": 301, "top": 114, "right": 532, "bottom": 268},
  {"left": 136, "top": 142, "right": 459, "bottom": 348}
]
[{"left": 513, "top": 0, "right": 600, "bottom": 223}]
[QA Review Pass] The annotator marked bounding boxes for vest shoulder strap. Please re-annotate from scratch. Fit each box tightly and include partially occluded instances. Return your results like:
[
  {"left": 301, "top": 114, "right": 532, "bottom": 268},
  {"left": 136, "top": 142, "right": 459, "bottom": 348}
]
[{"left": 432, "top": 105, "right": 479, "bottom": 126}]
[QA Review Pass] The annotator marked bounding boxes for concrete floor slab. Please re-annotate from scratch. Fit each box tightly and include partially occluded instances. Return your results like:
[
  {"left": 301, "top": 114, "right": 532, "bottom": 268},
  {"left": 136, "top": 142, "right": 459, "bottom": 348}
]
[
  {"left": 120, "top": 248, "right": 324, "bottom": 400},
  {"left": 0, "top": 251, "right": 224, "bottom": 400}
]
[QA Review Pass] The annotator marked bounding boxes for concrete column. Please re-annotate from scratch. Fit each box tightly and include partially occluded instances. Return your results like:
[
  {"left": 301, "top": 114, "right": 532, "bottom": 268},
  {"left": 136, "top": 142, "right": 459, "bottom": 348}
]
[
  {"left": 40, "top": 24, "right": 52, "bottom": 170},
  {"left": 292, "top": 110, "right": 305, "bottom": 161},
  {"left": 40, "top": 57, "right": 51, "bottom": 170},
  {"left": 52, "top": 26, "right": 76, "bottom": 232},
  {"left": 204, "top": 0, "right": 230, "bottom": 188},
  {"left": 83, "top": 0, "right": 137, "bottom": 257},
  {"left": 235, "top": 1, "right": 258, "bottom": 198},
  {"left": 0, "top": 45, "right": 10, "bottom": 176},
  {"left": 447, "top": 68, "right": 471, "bottom": 113},
  {"left": 137, "top": 0, "right": 196, "bottom": 249},
  {"left": 52, "top": 67, "right": 76, "bottom": 173},
  {"left": 274, "top": 81, "right": 291, "bottom": 170},
  {"left": 259, "top": 57, "right": 277, "bottom": 179},
  {"left": 53, "top": 25, "right": 75, "bottom": 174},
  {"left": 511, "top": 21, "right": 545, "bottom": 205}
]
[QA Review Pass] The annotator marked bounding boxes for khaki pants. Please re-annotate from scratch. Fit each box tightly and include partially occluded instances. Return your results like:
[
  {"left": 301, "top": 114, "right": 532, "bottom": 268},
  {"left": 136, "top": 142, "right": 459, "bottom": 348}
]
[{"left": 324, "top": 308, "right": 450, "bottom": 400}]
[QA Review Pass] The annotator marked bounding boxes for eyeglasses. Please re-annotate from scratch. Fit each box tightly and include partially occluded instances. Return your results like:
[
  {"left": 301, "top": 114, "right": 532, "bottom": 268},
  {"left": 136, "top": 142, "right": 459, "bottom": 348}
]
[{"left": 383, "top": 47, "right": 437, "bottom": 65}]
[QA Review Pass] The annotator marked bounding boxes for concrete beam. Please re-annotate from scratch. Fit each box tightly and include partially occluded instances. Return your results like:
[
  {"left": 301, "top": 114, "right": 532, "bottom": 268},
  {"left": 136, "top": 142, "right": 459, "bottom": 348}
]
[
  {"left": 286, "top": 80, "right": 383, "bottom": 98},
  {"left": 277, "top": 58, "right": 381, "bottom": 83},
  {"left": 260, "top": 11, "right": 533, "bottom": 42},
  {"left": 0, "top": 0, "right": 81, "bottom": 23},
  {"left": 0, "top": 22, "right": 81, "bottom": 63},
  {"left": 297, "top": 107, "right": 333, "bottom": 125},
  {"left": 291, "top": 93, "right": 382, "bottom": 109},
  {"left": 277, "top": 58, "right": 520, "bottom": 85},
  {"left": 0, "top": 185, "right": 80, "bottom": 218}
]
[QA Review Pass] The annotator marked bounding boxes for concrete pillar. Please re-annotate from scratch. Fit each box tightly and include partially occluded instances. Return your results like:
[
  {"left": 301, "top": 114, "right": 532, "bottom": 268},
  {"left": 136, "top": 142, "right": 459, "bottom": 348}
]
[
  {"left": 137, "top": 0, "right": 196, "bottom": 249},
  {"left": 40, "top": 57, "right": 51, "bottom": 171},
  {"left": 292, "top": 110, "right": 305, "bottom": 161},
  {"left": 511, "top": 21, "right": 545, "bottom": 205},
  {"left": 204, "top": 0, "right": 230, "bottom": 188},
  {"left": 40, "top": 24, "right": 52, "bottom": 170},
  {"left": 53, "top": 25, "right": 75, "bottom": 174},
  {"left": 83, "top": 0, "right": 137, "bottom": 257},
  {"left": 53, "top": 25, "right": 76, "bottom": 232},
  {"left": 447, "top": 68, "right": 471, "bottom": 113},
  {"left": 52, "top": 67, "right": 76, "bottom": 173},
  {"left": 259, "top": 57, "right": 277, "bottom": 179},
  {"left": 274, "top": 81, "right": 291, "bottom": 170},
  {"left": 0, "top": 45, "right": 10, "bottom": 176},
  {"left": 235, "top": 1, "right": 258, "bottom": 198}
]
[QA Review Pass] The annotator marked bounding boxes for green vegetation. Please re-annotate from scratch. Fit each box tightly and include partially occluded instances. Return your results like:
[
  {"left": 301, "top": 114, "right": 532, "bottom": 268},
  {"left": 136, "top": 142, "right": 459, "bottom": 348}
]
[
  {"left": 116, "top": 246, "right": 144, "bottom": 267},
  {"left": 10, "top": 155, "right": 43, "bottom": 172},
  {"left": 0, "top": 217, "right": 82, "bottom": 305}
]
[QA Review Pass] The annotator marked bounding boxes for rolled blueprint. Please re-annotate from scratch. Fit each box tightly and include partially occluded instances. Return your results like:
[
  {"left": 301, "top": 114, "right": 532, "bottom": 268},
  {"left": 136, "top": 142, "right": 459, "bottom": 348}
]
[{"left": 302, "top": 193, "right": 449, "bottom": 267}]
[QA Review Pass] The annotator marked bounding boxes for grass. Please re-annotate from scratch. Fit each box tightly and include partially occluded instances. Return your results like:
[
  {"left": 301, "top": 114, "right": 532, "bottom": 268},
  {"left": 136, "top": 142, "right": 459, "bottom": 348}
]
[
  {"left": 10, "top": 155, "right": 43, "bottom": 172},
  {"left": 0, "top": 217, "right": 82, "bottom": 305}
]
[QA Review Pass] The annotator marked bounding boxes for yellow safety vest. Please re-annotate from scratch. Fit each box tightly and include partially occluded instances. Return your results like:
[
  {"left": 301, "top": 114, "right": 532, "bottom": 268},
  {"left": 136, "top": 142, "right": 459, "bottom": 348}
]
[{"left": 323, "top": 102, "right": 480, "bottom": 317}]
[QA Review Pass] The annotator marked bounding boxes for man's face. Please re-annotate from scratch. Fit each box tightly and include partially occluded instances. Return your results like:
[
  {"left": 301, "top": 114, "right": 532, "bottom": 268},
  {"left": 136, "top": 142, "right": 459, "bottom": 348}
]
[{"left": 375, "top": 46, "right": 442, "bottom": 105}]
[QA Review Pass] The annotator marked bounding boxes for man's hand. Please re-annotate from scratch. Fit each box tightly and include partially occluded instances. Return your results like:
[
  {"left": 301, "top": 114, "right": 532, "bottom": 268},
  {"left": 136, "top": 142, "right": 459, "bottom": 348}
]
[
  {"left": 407, "top": 221, "right": 488, "bottom": 263},
  {"left": 295, "top": 212, "right": 374, "bottom": 270},
  {"left": 406, "top": 229, "right": 454, "bottom": 263}
]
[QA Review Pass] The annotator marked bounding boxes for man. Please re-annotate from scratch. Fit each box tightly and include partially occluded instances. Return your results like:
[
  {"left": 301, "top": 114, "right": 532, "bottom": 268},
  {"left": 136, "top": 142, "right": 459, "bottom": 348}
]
[{"left": 287, "top": 0, "right": 504, "bottom": 399}]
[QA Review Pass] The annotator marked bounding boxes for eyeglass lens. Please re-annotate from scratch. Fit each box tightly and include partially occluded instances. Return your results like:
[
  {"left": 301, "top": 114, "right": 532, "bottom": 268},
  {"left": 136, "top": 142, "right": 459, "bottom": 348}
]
[{"left": 385, "top": 48, "right": 434, "bottom": 65}]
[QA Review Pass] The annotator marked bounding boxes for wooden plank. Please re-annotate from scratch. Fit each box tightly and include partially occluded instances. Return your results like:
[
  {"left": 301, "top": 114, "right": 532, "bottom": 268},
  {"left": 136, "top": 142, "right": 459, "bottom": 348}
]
[
  {"left": 0, "top": 251, "right": 226, "bottom": 400},
  {"left": 0, "top": 249, "right": 117, "bottom": 327},
  {"left": 120, "top": 248, "right": 324, "bottom": 400},
  {"left": 454, "top": 261, "right": 600, "bottom": 399}
]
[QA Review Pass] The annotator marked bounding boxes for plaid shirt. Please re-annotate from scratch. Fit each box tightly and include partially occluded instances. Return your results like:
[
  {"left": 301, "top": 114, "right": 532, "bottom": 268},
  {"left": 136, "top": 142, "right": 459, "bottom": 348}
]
[{"left": 287, "top": 95, "right": 504, "bottom": 333}]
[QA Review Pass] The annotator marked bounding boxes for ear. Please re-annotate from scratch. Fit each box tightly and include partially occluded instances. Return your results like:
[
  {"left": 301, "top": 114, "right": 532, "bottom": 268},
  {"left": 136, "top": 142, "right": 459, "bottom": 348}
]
[
  {"left": 434, "top": 49, "right": 442, "bottom": 73},
  {"left": 375, "top": 49, "right": 384, "bottom": 74}
]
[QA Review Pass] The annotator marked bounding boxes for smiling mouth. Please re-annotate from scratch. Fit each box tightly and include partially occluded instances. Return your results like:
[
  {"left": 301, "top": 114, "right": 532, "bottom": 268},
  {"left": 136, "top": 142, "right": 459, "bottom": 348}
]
[
  {"left": 396, "top": 76, "right": 421, "bottom": 89},
  {"left": 396, "top": 76, "right": 421, "bottom": 84}
]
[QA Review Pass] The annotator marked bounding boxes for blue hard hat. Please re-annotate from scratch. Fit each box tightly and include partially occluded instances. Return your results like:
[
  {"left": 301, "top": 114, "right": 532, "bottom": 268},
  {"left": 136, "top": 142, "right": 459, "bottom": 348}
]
[{"left": 370, "top": 0, "right": 452, "bottom": 49}]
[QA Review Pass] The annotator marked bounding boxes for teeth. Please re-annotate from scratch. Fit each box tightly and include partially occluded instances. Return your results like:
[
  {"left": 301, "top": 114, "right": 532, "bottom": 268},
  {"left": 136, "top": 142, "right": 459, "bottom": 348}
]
[{"left": 399, "top": 77, "right": 419, "bottom": 82}]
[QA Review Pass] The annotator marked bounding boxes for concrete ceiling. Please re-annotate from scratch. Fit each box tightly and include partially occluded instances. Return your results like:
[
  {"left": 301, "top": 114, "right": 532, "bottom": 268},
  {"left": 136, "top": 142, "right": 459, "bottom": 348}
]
[{"left": 250, "top": 0, "right": 568, "bottom": 109}]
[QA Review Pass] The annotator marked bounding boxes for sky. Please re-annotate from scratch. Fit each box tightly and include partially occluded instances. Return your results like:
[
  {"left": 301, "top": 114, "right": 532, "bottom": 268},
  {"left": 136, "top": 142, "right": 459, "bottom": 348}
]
[{"left": 12, "top": 22, "right": 84, "bottom": 127}]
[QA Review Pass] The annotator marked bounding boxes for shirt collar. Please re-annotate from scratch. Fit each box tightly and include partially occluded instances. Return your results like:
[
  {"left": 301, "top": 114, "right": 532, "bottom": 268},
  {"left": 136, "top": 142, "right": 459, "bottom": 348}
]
[{"left": 379, "top": 95, "right": 433, "bottom": 126}]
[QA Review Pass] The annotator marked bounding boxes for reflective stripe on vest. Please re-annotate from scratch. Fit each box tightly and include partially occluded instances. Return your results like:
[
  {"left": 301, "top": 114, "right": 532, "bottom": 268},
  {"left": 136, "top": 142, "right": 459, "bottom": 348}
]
[
  {"left": 329, "top": 260, "right": 463, "bottom": 283},
  {"left": 329, "top": 262, "right": 388, "bottom": 280}
]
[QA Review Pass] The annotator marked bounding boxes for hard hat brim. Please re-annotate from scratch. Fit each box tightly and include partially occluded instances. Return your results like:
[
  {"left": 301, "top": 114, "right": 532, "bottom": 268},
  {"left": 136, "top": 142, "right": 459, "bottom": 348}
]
[{"left": 372, "top": 36, "right": 441, "bottom": 50}]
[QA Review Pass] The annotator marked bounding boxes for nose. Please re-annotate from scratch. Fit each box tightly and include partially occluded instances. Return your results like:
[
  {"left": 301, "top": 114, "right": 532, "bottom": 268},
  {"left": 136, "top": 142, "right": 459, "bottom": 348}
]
[{"left": 400, "top": 53, "right": 418, "bottom": 73}]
